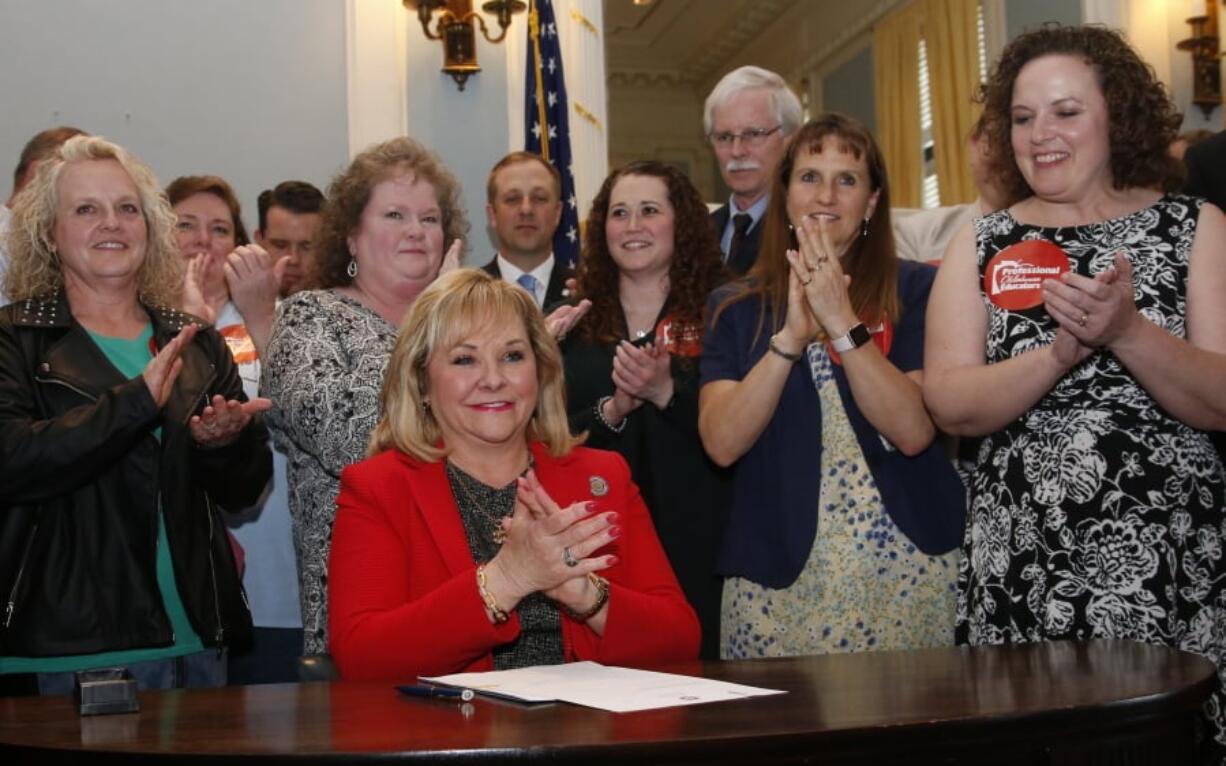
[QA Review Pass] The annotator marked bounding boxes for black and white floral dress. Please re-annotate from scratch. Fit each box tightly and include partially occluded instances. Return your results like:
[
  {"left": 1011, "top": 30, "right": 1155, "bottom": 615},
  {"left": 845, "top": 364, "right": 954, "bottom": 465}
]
[
  {"left": 261, "top": 290, "right": 397, "bottom": 656},
  {"left": 958, "top": 195, "right": 1226, "bottom": 749}
]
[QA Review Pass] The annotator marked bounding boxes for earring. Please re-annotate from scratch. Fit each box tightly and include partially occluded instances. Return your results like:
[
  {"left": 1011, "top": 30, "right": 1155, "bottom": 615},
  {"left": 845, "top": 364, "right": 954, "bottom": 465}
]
[
  {"left": 860, "top": 217, "right": 870, "bottom": 238},
  {"left": 347, "top": 258, "right": 358, "bottom": 279},
  {"left": 420, "top": 397, "right": 431, "bottom": 411}
]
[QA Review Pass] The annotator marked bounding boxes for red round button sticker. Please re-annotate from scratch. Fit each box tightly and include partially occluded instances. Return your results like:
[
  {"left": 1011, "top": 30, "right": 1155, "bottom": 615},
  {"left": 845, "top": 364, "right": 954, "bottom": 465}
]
[{"left": 983, "top": 240, "right": 1071, "bottom": 310}]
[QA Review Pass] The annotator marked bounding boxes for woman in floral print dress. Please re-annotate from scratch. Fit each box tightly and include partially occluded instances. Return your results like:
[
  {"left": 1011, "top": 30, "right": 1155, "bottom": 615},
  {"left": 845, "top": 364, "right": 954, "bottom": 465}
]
[
  {"left": 924, "top": 27, "right": 1226, "bottom": 761},
  {"left": 699, "top": 114, "right": 966, "bottom": 659}
]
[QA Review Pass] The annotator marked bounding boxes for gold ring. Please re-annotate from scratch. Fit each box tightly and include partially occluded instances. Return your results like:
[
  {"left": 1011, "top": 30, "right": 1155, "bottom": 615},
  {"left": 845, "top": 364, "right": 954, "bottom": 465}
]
[{"left": 1078, "top": 312, "right": 1088, "bottom": 327}]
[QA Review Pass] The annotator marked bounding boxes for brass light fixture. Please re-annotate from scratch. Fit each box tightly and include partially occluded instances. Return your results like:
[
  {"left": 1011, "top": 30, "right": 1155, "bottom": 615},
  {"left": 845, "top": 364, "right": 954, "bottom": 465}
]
[
  {"left": 1177, "top": 1, "right": 1221, "bottom": 119},
  {"left": 404, "top": 0, "right": 527, "bottom": 91}
]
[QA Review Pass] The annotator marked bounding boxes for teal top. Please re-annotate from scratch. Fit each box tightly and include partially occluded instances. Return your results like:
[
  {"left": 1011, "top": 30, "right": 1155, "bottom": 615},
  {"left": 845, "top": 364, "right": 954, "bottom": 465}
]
[{"left": 0, "top": 325, "right": 204, "bottom": 674}]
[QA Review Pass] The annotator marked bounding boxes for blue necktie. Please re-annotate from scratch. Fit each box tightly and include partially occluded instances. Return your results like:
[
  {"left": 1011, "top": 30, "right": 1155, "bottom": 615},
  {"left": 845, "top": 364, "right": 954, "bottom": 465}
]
[{"left": 517, "top": 273, "right": 540, "bottom": 303}]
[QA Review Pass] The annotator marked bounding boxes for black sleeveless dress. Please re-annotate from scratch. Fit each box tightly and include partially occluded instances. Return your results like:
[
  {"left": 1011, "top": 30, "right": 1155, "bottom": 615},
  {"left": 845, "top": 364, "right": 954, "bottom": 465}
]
[{"left": 956, "top": 195, "right": 1226, "bottom": 754}]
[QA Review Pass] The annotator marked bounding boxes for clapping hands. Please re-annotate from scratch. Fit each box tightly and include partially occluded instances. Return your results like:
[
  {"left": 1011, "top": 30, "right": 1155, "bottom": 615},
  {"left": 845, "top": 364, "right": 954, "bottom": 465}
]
[
  {"left": 142, "top": 324, "right": 270, "bottom": 448},
  {"left": 486, "top": 470, "right": 618, "bottom": 615}
]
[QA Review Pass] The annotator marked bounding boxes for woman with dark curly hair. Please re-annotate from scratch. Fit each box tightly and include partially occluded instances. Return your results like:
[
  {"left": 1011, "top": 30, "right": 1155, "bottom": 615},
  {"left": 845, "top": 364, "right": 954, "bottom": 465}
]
[
  {"left": 261, "top": 136, "right": 466, "bottom": 658},
  {"left": 923, "top": 25, "right": 1226, "bottom": 758},
  {"left": 562, "top": 161, "right": 731, "bottom": 658},
  {"left": 699, "top": 114, "right": 965, "bottom": 660}
]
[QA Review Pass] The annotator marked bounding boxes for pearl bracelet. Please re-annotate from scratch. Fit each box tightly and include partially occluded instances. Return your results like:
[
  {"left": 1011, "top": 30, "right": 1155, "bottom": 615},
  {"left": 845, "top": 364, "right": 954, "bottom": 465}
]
[{"left": 595, "top": 395, "right": 627, "bottom": 433}]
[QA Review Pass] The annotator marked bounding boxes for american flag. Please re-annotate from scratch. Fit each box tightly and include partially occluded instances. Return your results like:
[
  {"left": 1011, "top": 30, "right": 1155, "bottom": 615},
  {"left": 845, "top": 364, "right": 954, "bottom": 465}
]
[{"left": 524, "top": 0, "right": 580, "bottom": 268}]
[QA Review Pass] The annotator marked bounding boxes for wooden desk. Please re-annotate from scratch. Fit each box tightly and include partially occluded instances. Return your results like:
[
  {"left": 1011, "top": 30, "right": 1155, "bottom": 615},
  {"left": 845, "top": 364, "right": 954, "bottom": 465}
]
[{"left": 0, "top": 640, "right": 1215, "bottom": 765}]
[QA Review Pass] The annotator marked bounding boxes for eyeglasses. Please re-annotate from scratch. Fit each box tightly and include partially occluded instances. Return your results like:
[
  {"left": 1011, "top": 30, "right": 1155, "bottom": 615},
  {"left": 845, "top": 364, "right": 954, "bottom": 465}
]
[{"left": 708, "top": 125, "right": 783, "bottom": 147}]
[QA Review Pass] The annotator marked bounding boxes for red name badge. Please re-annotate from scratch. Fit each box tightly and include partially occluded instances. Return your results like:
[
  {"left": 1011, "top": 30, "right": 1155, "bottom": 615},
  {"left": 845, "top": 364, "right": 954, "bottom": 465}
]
[
  {"left": 983, "top": 240, "right": 1071, "bottom": 310},
  {"left": 219, "top": 324, "right": 258, "bottom": 364},
  {"left": 829, "top": 319, "right": 893, "bottom": 366},
  {"left": 654, "top": 315, "right": 702, "bottom": 358}
]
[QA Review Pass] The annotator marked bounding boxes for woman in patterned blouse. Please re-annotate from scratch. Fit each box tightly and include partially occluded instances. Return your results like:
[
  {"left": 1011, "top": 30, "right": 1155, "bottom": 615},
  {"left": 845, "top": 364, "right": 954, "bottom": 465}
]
[{"left": 261, "top": 137, "right": 467, "bottom": 658}]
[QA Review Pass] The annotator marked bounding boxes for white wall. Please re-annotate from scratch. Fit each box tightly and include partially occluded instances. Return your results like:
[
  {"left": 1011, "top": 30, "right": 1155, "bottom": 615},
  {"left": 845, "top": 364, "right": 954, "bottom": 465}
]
[
  {"left": 0, "top": 0, "right": 607, "bottom": 265},
  {"left": 1083, "top": 0, "right": 1222, "bottom": 131},
  {"left": 0, "top": 0, "right": 350, "bottom": 233},
  {"left": 403, "top": 10, "right": 511, "bottom": 262},
  {"left": 317, "top": 0, "right": 607, "bottom": 265}
]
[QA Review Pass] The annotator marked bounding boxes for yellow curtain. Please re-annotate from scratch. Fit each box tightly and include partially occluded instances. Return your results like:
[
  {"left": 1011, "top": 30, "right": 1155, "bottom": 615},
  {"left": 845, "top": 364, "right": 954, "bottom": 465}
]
[
  {"left": 873, "top": 3, "right": 924, "bottom": 208},
  {"left": 923, "top": 0, "right": 981, "bottom": 205}
]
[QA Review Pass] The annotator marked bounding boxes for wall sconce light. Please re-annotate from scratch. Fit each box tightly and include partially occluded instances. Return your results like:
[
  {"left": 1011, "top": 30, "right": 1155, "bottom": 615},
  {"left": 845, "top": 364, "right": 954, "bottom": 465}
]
[
  {"left": 404, "top": 0, "right": 526, "bottom": 91},
  {"left": 1177, "top": 2, "right": 1221, "bottom": 119}
]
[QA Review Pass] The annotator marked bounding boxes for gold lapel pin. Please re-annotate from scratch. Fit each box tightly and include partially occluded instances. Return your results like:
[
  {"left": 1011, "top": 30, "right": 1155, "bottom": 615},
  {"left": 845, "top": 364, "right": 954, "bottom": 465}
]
[{"left": 589, "top": 476, "right": 609, "bottom": 497}]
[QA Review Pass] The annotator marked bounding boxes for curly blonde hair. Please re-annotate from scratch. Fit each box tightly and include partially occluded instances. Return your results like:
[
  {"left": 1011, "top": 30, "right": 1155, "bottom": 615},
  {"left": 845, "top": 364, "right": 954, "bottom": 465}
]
[
  {"left": 369, "top": 268, "right": 581, "bottom": 461},
  {"left": 4, "top": 135, "right": 182, "bottom": 306},
  {"left": 313, "top": 136, "right": 469, "bottom": 289}
]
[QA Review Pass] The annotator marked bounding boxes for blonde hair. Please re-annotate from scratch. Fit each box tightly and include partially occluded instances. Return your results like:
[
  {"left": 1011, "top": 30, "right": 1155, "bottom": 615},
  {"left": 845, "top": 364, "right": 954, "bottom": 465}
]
[
  {"left": 369, "top": 268, "right": 581, "bottom": 461},
  {"left": 4, "top": 135, "right": 182, "bottom": 306}
]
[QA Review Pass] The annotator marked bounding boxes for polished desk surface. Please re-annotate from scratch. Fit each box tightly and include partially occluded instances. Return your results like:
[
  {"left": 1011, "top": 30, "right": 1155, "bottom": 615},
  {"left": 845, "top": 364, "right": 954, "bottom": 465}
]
[{"left": 0, "top": 640, "right": 1215, "bottom": 765}]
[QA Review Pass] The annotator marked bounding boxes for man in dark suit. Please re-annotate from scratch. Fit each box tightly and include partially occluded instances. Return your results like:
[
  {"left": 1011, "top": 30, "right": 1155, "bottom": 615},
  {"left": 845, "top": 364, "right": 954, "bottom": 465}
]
[
  {"left": 481, "top": 151, "right": 572, "bottom": 309},
  {"left": 704, "top": 66, "right": 802, "bottom": 275}
]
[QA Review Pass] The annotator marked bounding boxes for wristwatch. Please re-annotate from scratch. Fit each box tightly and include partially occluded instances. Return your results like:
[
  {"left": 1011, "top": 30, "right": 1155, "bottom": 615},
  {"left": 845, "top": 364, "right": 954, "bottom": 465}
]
[{"left": 830, "top": 322, "right": 872, "bottom": 353}]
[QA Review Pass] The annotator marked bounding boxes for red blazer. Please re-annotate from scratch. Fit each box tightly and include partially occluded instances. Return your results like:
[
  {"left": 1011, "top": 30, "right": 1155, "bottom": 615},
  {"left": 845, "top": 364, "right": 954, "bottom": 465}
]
[{"left": 328, "top": 442, "right": 701, "bottom": 681}]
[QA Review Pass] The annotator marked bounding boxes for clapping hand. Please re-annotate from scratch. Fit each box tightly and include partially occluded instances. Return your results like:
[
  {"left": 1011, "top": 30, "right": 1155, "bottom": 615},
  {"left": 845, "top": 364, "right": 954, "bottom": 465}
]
[
  {"left": 181, "top": 255, "right": 217, "bottom": 325},
  {"left": 545, "top": 299, "right": 592, "bottom": 343},
  {"left": 787, "top": 218, "right": 857, "bottom": 337},
  {"left": 225, "top": 244, "right": 285, "bottom": 319},
  {"left": 439, "top": 238, "right": 464, "bottom": 276},
  {"left": 1043, "top": 252, "right": 1137, "bottom": 349},
  {"left": 487, "top": 470, "right": 617, "bottom": 613},
  {"left": 143, "top": 324, "right": 198, "bottom": 407},
  {"left": 190, "top": 394, "right": 272, "bottom": 449},
  {"left": 612, "top": 340, "right": 673, "bottom": 409}
]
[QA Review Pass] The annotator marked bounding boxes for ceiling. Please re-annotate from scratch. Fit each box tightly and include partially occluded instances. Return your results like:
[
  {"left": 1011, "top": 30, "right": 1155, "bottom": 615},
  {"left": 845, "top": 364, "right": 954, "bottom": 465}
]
[{"left": 603, "top": 0, "right": 803, "bottom": 88}]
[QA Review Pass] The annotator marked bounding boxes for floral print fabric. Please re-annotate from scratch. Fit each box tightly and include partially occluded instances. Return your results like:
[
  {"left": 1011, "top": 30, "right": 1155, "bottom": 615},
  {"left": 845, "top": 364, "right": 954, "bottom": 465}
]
[
  {"left": 721, "top": 343, "right": 959, "bottom": 659},
  {"left": 959, "top": 196, "right": 1226, "bottom": 750}
]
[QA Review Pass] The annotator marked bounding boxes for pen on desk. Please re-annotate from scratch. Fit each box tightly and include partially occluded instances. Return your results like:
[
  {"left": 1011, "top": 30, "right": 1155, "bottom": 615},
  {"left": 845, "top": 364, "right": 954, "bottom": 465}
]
[{"left": 398, "top": 684, "right": 476, "bottom": 702}]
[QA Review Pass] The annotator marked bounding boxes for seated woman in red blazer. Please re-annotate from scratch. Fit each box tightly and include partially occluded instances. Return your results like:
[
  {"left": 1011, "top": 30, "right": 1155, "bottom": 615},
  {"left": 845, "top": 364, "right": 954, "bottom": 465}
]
[{"left": 328, "top": 268, "right": 700, "bottom": 680}]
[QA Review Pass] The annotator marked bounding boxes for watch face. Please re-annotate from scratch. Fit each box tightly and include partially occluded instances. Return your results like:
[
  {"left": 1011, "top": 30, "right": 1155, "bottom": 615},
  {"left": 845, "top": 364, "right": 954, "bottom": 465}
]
[{"left": 849, "top": 323, "right": 872, "bottom": 348}]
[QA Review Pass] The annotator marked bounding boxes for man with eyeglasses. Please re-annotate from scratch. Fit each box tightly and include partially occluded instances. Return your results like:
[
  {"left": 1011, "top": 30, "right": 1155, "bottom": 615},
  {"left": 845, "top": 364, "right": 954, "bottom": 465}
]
[{"left": 704, "top": 66, "right": 802, "bottom": 275}]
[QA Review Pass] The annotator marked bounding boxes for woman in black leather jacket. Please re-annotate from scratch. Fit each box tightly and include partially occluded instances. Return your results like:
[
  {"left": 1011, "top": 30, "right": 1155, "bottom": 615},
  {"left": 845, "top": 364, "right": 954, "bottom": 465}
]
[{"left": 0, "top": 136, "right": 271, "bottom": 695}]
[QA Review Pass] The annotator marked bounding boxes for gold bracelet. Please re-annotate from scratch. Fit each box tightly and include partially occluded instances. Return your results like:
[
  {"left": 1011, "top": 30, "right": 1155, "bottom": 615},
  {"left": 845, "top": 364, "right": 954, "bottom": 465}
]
[
  {"left": 561, "top": 574, "right": 609, "bottom": 621},
  {"left": 476, "top": 564, "right": 509, "bottom": 624}
]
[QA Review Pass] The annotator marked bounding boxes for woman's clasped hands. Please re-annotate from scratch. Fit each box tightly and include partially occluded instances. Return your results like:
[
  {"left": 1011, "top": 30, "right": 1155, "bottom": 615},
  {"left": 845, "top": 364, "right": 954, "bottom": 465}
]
[
  {"left": 484, "top": 470, "right": 619, "bottom": 623},
  {"left": 779, "top": 218, "right": 856, "bottom": 351},
  {"left": 1042, "top": 252, "right": 1140, "bottom": 368}
]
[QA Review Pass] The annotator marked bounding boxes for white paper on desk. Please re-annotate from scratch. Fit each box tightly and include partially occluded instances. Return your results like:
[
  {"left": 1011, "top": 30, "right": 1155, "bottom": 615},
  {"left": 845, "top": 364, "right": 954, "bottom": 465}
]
[{"left": 420, "top": 661, "right": 785, "bottom": 712}]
